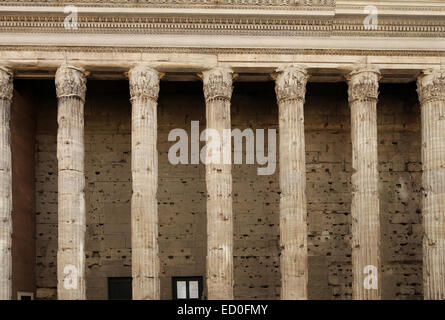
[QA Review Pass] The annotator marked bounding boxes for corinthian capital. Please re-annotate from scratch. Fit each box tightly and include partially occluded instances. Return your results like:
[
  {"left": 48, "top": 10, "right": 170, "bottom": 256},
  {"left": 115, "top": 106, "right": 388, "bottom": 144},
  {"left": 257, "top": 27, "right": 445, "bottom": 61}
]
[
  {"left": 55, "top": 64, "right": 87, "bottom": 102},
  {"left": 346, "top": 67, "right": 381, "bottom": 103},
  {"left": 128, "top": 65, "right": 162, "bottom": 101},
  {"left": 417, "top": 69, "right": 445, "bottom": 105},
  {"left": 201, "top": 67, "right": 234, "bottom": 102},
  {"left": 0, "top": 66, "right": 13, "bottom": 102},
  {"left": 274, "top": 66, "right": 308, "bottom": 103}
]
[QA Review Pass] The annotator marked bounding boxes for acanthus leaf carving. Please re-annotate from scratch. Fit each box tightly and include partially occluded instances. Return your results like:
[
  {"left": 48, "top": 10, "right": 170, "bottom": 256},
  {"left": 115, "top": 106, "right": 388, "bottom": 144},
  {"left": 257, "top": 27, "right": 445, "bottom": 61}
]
[
  {"left": 201, "top": 67, "right": 234, "bottom": 102},
  {"left": 274, "top": 66, "right": 308, "bottom": 103},
  {"left": 0, "top": 66, "right": 13, "bottom": 101},
  {"left": 55, "top": 64, "right": 87, "bottom": 102},
  {"left": 417, "top": 70, "right": 445, "bottom": 105},
  {"left": 346, "top": 68, "right": 381, "bottom": 103},
  {"left": 128, "top": 65, "right": 161, "bottom": 101}
]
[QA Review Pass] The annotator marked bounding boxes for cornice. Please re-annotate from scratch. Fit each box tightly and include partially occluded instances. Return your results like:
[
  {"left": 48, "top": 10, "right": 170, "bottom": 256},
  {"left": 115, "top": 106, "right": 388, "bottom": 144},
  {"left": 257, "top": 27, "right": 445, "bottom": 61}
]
[
  {"left": 0, "top": 2, "right": 444, "bottom": 81},
  {"left": 1, "top": 44, "right": 445, "bottom": 55},
  {"left": 0, "top": 0, "right": 335, "bottom": 10},
  {"left": 0, "top": 5, "right": 444, "bottom": 38},
  {"left": 0, "top": 15, "right": 334, "bottom": 36}
]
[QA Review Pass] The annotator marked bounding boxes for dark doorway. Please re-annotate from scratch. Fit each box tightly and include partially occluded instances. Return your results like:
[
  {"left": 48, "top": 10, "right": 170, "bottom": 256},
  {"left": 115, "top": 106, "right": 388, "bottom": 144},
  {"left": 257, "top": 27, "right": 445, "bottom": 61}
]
[{"left": 108, "top": 277, "right": 132, "bottom": 300}]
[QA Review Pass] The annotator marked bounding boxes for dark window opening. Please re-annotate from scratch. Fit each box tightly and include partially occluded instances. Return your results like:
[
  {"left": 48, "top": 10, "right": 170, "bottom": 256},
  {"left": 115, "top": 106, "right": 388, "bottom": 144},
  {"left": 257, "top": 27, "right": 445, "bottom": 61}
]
[
  {"left": 108, "top": 277, "right": 132, "bottom": 300},
  {"left": 172, "top": 276, "right": 203, "bottom": 300},
  {"left": 17, "top": 292, "right": 34, "bottom": 300}
]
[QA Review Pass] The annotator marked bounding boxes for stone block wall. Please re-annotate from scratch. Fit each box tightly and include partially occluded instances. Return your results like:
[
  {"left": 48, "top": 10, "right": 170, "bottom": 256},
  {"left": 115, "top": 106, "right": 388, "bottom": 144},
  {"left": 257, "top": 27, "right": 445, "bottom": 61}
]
[
  {"left": 378, "top": 83, "right": 422, "bottom": 300},
  {"left": 232, "top": 83, "right": 280, "bottom": 300},
  {"left": 157, "top": 82, "right": 206, "bottom": 300},
  {"left": 11, "top": 80, "right": 37, "bottom": 299},
  {"left": 305, "top": 83, "right": 353, "bottom": 300},
  {"left": 34, "top": 80, "right": 422, "bottom": 300},
  {"left": 35, "top": 81, "right": 134, "bottom": 299},
  {"left": 35, "top": 83, "right": 58, "bottom": 299}
]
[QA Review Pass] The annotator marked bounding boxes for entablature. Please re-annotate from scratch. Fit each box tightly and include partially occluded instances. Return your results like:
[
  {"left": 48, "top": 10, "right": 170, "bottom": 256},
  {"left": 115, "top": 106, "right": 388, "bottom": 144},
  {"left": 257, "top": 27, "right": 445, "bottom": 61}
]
[
  {"left": 0, "top": 1, "right": 444, "bottom": 82},
  {"left": 1, "top": 47, "right": 444, "bottom": 83}
]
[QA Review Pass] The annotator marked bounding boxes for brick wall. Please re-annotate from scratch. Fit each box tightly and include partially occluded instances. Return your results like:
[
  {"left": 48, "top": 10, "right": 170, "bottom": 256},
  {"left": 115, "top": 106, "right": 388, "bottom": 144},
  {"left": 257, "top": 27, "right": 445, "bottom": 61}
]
[{"left": 34, "top": 80, "right": 422, "bottom": 300}]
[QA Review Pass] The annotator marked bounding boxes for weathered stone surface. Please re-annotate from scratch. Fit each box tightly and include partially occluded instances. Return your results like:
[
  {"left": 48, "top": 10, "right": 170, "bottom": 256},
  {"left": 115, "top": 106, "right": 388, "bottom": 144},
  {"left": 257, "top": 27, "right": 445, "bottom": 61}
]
[
  {"left": 417, "top": 69, "right": 445, "bottom": 300},
  {"left": 55, "top": 64, "right": 87, "bottom": 300},
  {"left": 274, "top": 66, "right": 309, "bottom": 300},
  {"left": 128, "top": 65, "right": 161, "bottom": 300},
  {"left": 202, "top": 67, "right": 235, "bottom": 300},
  {"left": 347, "top": 68, "right": 382, "bottom": 300},
  {"left": 0, "top": 66, "right": 13, "bottom": 300},
  {"left": 34, "top": 81, "right": 423, "bottom": 300}
]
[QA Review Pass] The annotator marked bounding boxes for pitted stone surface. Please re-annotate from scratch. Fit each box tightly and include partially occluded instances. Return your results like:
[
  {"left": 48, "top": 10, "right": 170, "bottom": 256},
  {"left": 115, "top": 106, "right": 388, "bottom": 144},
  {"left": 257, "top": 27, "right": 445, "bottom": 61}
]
[{"left": 34, "top": 81, "right": 423, "bottom": 300}]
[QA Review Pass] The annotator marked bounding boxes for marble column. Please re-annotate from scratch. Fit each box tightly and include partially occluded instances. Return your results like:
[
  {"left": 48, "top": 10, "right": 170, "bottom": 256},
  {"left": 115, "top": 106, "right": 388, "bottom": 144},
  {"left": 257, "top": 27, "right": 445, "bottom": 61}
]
[
  {"left": 0, "top": 67, "right": 13, "bottom": 300},
  {"left": 346, "top": 67, "right": 381, "bottom": 300},
  {"left": 201, "top": 67, "right": 234, "bottom": 300},
  {"left": 128, "top": 65, "right": 161, "bottom": 300},
  {"left": 417, "top": 69, "right": 445, "bottom": 300},
  {"left": 55, "top": 64, "right": 87, "bottom": 300},
  {"left": 274, "top": 66, "right": 309, "bottom": 300}
]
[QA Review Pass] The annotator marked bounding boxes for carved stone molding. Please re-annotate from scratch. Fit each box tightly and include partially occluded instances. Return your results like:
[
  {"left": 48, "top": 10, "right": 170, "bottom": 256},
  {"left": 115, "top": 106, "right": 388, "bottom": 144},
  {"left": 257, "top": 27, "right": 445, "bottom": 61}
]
[
  {"left": 274, "top": 66, "right": 308, "bottom": 103},
  {"left": 1, "top": 2, "right": 445, "bottom": 38},
  {"left": 0, "top": 15, "right": 334, "bottom": 37},
  {"left": 0, "top": 1, "right": 445, "bottom": 44},
  {"left": 201, "top": 67, "right": 235, "bottom": 102},
  {"left": 0, "top": 66, "right": 13, "bottom": 101},
  {"left": 1, "top": 45, "right": 445, "bottom": 58},
  {"left": 417, "top": 70, "right": 445, "bottom": 105},
  {"left": 346, "top": 68, "right": 381, "bottom": 103},
  {"left": 0, "top": 0, "right": 335, "bottom": 9},
  {"left": 55, "top": 64, "right": 87, "bottom": 102},
  {"left": 128, "top": 65, "right": 162, "bottom": 102},
  {"left": 1, "top": 14, "right": 445, "bottom": 38}
]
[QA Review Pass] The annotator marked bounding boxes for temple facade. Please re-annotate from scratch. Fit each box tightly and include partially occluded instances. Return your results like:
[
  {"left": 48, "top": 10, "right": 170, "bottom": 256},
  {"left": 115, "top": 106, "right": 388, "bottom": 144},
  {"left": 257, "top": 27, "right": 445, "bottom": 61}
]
[{"left": 0, "top": 0, "right": 445, "bottom": 300}]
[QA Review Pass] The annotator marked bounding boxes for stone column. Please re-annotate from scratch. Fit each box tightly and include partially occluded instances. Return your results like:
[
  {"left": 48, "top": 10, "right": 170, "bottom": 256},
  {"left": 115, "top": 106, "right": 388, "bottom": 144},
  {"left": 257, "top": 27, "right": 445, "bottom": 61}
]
[
  {"left": 128, "top": 65, "right": 161, "bottom": 300},
  {"left": 201, "top": 67, "right": 234, "bottom": 300},
  {"left": 55, "top": 64, "right": 87, "bottom": 300},
  {"left": 274, "top": 66, "right": 309, "bottom": 300},
  {"left": 0, "top": 67, "right": 13, "bottom": 300},
  {"left": 417, "top": 70, "right": 445, "bottom": 300},
  {"left": 346, "top": 67, "right": 381, "bottom": 300}
]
